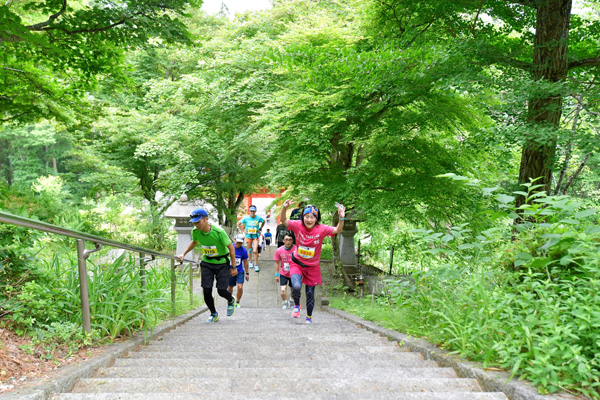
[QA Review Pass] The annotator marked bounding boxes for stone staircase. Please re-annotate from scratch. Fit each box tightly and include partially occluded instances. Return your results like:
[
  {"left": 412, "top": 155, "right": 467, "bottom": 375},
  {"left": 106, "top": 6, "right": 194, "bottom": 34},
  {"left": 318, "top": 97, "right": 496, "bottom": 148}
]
[{"left": 50, "top": 246, "right": 509, "bottom": 400}]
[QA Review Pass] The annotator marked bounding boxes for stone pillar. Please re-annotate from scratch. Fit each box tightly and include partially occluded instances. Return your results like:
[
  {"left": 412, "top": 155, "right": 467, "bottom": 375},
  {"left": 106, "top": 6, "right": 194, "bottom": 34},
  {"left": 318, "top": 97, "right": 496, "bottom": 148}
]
[{"left": 174, "top": 223, "right": 195, "bottom": 261}]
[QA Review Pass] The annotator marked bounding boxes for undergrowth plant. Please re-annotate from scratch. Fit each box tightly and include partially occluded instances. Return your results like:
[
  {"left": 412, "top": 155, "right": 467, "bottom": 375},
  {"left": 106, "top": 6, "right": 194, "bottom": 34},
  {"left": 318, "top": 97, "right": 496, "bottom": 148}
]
[
  {"left": 1, "top": 234, "right": 199, "bottom": 361},
  {"left": 333, "top": 176, "right": 600, "bottom": 399}
]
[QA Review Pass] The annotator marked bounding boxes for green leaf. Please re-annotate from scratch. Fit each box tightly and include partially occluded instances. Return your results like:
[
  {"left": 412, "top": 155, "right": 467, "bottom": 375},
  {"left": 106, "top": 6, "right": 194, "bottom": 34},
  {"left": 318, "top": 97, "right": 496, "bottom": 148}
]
[
  {"left": 560, "top": 255, "right": 573, "bottom": 265},
  {"left": 574, "top": 209, "right": 596, "bottom": 219},
  {"left": 496, "top": 194, "right": 515, "bottom": 204},
  {"left": 559, "top": 218, "right": 580, "bottom": 225},
  {"left": 529, "top": 258, "right": 552, "bottom": 269},
  {"left": 442, "top": 234, "right": 454, "bottom": 243},
  {"left": 516, "top": 252, "right": 533, "bottom": 261}
]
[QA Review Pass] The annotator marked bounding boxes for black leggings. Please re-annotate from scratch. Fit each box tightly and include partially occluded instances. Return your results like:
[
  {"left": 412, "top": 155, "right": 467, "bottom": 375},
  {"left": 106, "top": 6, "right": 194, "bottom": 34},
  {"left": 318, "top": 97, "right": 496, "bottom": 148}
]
[
  {"left": 203, "top": 287, "right": 233, "bottom": 314},
  {"left": 291, "top": 274, "right": 315, "bottom": 317}
]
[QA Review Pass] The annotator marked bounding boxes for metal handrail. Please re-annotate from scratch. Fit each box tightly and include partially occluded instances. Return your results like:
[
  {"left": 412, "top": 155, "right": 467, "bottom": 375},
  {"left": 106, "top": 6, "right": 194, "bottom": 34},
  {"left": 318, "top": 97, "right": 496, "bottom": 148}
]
[
  {"left": 0, "top": 210, "right": 198, "bottom": 333},
  {"left": 0, "top": 211, "right": 196, "bottom": 263}
]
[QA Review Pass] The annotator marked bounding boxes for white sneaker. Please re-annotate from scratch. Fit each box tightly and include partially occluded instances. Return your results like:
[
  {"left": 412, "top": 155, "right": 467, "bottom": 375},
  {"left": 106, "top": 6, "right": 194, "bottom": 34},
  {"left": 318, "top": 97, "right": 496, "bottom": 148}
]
[
  {"left": 282, "top": 301, "right": 288, "bottom": 309},
  {"left": 289, "top": 300, "right": 294, "bottom": 308},
  {"left": 249, "top": 262, "right": 253, "bottom": 268}
]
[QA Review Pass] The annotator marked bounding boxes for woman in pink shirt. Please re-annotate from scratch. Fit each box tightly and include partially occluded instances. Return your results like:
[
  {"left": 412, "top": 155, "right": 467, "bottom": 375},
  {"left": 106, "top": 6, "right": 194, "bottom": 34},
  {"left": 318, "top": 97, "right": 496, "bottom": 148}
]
[{"left": 279, "top": 199, "right": 345, "bottom": 324}]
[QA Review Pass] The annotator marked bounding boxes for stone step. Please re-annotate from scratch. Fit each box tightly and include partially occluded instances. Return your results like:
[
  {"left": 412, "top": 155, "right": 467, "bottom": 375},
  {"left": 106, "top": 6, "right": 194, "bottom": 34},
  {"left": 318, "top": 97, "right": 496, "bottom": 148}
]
[
  {"left": 96, "top": 366, "right": 458, "bottom": 379},
  {"left": 139, "top": 344, "right": 405, "bottom": 354},
  {"left": 177, "top": 318, "right": 364, "bottom": 326},
  {"left": 170, "top": 327, "right": 371, "bottom": 335},
  {"left": 95, "top": 366, "right": 457, "bottom": 380},
  {"left": 49, "top": 267, "right": 510, "bottom": 400},
  {"left": 156, "top": 336, "right": 395, "bottom": 346},
  {"left": 166, "top": 329, "right": 386, "bottom": 338},
  {"left": 123, "top": 350, "right": 424, "bottom": 361},
  {"left": 54, "top": 392, "right": 509, "bottom": 400},
  {"left": 112, "top": 357, "right": 441, "bottom": 369},
  {"left": 72, "top": 377, "right": 484, "bottom": 394}
]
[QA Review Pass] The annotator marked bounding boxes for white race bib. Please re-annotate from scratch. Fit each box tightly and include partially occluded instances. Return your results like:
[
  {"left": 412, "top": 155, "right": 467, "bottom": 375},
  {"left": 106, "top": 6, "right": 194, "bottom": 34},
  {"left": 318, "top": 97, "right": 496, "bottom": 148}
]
[
  {"left": 202, "top": 246, "right": 218, "bottom": 255},
  {"left": 236, "top": 257, "right": 242, "bottom": 266},
  {"left": 297, "top": 246, "right": 315, "bottom": 259},
  {"left": 283, "top": 262, "right": 290, "bottom": 272}
]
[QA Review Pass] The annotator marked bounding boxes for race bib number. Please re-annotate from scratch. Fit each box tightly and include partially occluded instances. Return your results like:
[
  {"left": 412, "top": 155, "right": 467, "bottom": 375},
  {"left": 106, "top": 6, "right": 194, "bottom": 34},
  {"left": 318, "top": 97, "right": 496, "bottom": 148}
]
[
  {"left": 248, "top": 228, "right": 257, "bottom": 234},
  {"left": 236, "top": 257, "right": 242, "bottom": 266},
  {"left": 201, "top": 246, "right": 218, "bottom": 255},
  {"left": 283, "top": 262, "right": 290, "bottom": 272},
  {"left": 298, "top": 246, "right": 316, "bottom": 259}
]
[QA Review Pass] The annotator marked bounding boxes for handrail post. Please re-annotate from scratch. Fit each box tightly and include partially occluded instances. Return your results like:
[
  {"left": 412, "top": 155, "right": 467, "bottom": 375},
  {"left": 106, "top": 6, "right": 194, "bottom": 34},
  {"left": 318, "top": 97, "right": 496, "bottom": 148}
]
[
  {"left": 77, "top": 239, "right": 92, "bottom": 334},
  {"left": 171, "top": 259, "right": 176, "bottom": 318},
  {"left": 189, "top": 262, "right": 193, "bottom": 305},
  {"left": 139, "top": 252, "right": 146, "bottom": 289}
]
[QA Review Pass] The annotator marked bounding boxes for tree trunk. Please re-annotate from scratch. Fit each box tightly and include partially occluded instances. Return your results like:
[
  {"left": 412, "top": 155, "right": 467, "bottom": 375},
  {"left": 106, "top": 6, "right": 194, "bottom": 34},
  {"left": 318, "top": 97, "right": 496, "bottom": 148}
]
[
  {"left": 516, "top": 0, "right": 572, "bottom": 208},
  {"left": 561, "top": 152, "right": 590, "bottom": 195}
]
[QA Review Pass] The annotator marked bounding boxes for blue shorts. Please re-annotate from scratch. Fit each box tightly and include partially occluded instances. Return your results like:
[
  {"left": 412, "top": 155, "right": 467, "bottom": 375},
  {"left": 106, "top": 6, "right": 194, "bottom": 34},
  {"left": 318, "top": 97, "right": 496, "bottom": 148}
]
[{"left": 228, "top": 272, "right": 245, "bottom": 287}]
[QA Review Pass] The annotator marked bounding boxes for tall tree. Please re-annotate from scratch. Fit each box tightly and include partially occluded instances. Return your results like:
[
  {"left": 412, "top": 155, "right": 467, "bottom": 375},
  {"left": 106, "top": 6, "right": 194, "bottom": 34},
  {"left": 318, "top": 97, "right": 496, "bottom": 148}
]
[
  {"left": 0, "top": 0, "right": 201, "bottom": 124},
  {"left": 368, "top": 0, "right": 600, "bottom": 205}
]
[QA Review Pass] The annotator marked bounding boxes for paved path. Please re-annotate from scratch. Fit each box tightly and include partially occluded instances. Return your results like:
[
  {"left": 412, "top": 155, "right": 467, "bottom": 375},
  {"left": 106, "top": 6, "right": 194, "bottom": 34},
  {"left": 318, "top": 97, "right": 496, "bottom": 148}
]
[{"left": 51, "top": 246, "right": 509, "bottom": 400}]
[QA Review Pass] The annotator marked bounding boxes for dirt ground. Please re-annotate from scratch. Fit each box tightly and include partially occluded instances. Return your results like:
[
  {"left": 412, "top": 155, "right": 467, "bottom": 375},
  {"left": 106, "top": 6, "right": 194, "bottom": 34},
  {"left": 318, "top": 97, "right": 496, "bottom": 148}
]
[{"left": 0, "top": 327, "right": 108, "bottom": 393}]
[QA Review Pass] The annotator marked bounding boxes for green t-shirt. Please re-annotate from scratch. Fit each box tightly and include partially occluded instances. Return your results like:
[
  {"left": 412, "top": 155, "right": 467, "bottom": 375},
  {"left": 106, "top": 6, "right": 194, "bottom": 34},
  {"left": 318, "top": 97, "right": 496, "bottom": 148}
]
[{"left": 191, "top": 224, "right": 232, "bottom": 264}]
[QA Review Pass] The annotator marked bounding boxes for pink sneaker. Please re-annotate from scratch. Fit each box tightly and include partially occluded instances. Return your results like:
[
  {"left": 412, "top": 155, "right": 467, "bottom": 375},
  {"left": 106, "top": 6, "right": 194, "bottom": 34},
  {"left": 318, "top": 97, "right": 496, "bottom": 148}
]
[{"left": 292, "top": 305, "right": 301, "bottom": 318}]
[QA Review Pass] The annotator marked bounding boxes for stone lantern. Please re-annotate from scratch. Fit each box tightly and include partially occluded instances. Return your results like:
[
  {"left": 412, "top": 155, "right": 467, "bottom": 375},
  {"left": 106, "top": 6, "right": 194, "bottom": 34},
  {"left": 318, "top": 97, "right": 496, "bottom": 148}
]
[
  {"left": 339, "top": 210, "right": 365, "bottom": 278},
  {"left": 164, "top": 194, "right": 201, "bottom": 261}
]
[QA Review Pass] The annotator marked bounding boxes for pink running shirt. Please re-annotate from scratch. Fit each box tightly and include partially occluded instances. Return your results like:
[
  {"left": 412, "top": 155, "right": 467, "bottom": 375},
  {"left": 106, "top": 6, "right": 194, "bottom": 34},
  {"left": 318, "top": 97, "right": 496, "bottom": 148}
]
[
  {"left": 287, "top": 220, "right": 336, "bottom": 267},
  {"left": 273, "top": 245, "right": 296, "bottom": 277}
]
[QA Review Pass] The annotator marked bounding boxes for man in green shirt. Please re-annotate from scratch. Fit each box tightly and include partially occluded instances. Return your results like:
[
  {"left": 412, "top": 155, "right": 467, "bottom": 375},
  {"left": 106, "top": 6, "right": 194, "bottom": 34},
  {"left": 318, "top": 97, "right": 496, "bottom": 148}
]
[{"left": 178, "top": 208, "right": 237, "bottom": 322}]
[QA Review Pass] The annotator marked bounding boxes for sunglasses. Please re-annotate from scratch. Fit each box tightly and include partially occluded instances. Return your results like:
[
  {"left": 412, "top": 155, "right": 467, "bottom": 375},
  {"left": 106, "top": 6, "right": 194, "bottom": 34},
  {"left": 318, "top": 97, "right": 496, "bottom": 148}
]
[{"left": 190, "top": 214, "right": 205, "bottom": 219}]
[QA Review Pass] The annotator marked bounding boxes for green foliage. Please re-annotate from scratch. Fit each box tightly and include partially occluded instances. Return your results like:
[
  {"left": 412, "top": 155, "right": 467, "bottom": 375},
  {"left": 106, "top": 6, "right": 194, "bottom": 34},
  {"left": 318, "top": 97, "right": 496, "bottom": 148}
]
[
  {"left": 335, "top": 177, "right": 600, "bottom": 398},
  {"left": 320, "top": 237, "right": 333, "bottom": 260},
  {"left": 1, "top": 232, "right": 197, "bottom": 359},
  {"left": 24, "top": 322, "right": 98, "bottom": 361},
  {"left": 0, "top": 0, "right": 201, "bottom": 124}
]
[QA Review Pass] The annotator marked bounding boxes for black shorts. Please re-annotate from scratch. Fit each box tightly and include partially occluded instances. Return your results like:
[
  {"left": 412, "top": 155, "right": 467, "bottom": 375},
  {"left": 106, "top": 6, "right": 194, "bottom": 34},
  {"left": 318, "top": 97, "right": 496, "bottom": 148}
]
[
  {"left": 200, "top": 260, "right": 231, "bottom": 290},
  {"left": 265, "top": 238, "right": 271, "bottom": 245},
  {"left": 279, "top": 275, "right": 292, "bottom": 287}
]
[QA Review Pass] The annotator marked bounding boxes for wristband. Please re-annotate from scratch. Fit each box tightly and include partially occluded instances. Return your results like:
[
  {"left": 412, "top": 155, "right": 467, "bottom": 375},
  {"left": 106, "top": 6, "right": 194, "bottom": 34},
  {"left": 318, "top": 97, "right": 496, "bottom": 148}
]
[
  {"left": 246, "top": 272, "right": 249, "bottom": 274},
  {"left": 340, "top": 218, "right": 346, "bottom": 221},
  {"left": 275, "top": 273, "right": 280, "bottom": 277}
]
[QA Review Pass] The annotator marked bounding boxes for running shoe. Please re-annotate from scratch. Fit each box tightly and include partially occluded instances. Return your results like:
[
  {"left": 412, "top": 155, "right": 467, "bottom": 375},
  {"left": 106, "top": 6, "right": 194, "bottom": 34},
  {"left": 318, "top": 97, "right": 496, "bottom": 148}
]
[
  {"left": 206, "top": 312, "right": 219, "bottom": 323},
  {"left": 289, "top": 299, "right": 294, "bottom": 308},
  {"left": 235, "top": 302, "right": 241, "bottom": 308},
  {"left": 227, "top": 298, "right": 236, "bottom": 316},
  {"left": 292, "top": 305, "right": 301, "bottom": 318},
  {"left": 254, "top": 264, "right": 260, "bottom": 272},
  {"left": 282, "top": 301, "right": 288, "bottom": 309},
  {"left": 249, "top": 262, "right": 253, "bottom": 269},
  {"left": 305, "top": 316, "right": 312, "bottom": 324}
]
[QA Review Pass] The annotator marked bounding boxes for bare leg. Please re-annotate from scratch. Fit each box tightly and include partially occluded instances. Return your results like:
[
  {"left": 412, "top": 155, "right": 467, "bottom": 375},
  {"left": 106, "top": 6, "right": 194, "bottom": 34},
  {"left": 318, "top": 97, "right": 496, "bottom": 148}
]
[
  {"left": 236, "top": 283, "right": 244, "bottom": 303},
  {"left": 252, "top": 239, "right": 259, "bottom": 265}
]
